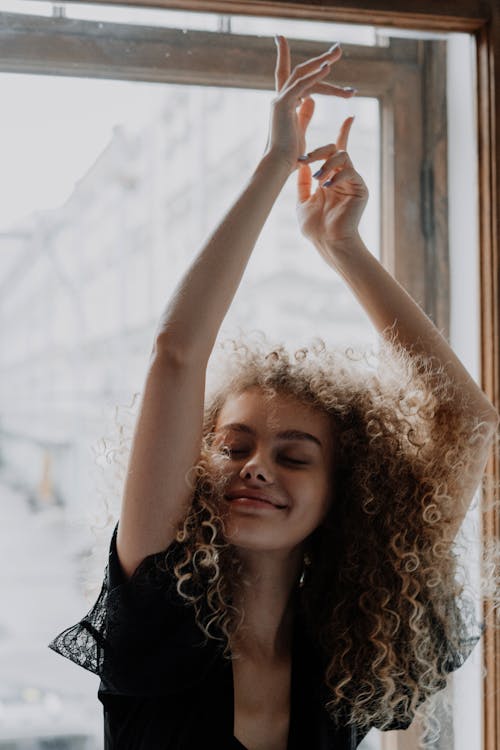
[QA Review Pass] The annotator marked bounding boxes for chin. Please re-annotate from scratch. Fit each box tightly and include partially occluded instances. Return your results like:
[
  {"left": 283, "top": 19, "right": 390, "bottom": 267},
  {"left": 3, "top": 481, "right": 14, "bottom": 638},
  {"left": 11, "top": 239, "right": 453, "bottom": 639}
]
[{"left": 223, "top": 518, "right": 306, "bottom": 552}]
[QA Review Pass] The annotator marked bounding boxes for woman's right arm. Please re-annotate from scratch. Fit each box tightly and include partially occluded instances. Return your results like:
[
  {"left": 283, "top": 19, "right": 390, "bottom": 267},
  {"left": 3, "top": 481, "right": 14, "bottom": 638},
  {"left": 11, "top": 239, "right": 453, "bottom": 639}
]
[
  {"left": 117, "top": 153, "right": 291, "bottom": 579},
  {"left": 116, "top": 41, "right": 349, "bottom": 579}
]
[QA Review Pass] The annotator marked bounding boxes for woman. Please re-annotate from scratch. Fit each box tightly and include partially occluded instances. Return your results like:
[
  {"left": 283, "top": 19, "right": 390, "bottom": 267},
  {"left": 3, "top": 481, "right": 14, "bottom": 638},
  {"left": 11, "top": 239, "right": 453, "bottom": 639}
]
[{"left": 49, "top": 36, "right": 499, "bottom": 750}]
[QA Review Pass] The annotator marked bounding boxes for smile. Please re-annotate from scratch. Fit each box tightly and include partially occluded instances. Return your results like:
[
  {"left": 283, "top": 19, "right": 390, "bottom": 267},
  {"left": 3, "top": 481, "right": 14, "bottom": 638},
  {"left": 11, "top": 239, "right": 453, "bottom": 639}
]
[{"left": 225, "top": 496, "right": 287, "bottom": 510}]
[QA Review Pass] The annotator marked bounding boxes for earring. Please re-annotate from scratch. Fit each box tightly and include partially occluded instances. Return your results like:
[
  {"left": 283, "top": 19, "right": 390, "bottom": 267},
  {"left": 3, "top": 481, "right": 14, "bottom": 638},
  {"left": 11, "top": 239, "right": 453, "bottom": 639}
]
[{"left": 299, "top": 553, "right": 311, "bottom": 588}]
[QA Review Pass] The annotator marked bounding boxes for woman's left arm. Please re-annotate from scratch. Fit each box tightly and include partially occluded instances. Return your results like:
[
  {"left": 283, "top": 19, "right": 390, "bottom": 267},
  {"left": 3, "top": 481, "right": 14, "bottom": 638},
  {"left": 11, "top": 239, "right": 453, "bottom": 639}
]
[
  {"left": 296, "top": 125, "right": 499, "bottom": 535},
  {"left": 325, "top": 233, "right": 498, "bottom": 425},
  {"left": 296, "top": 127, "right": 498, "bottom": 427}
]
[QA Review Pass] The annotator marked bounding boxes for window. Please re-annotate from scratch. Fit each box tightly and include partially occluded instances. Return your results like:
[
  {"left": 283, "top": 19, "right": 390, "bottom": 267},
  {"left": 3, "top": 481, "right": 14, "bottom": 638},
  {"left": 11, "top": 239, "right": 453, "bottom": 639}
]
[{"left": 0, "top": 3, "right": 497, "bottom": 749}]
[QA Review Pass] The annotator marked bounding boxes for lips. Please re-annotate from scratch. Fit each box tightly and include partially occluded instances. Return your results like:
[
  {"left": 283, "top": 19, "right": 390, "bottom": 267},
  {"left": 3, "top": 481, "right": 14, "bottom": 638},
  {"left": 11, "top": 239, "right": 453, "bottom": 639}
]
[{"left": 225, "top": 489, "right": 287, "bottom": 509}]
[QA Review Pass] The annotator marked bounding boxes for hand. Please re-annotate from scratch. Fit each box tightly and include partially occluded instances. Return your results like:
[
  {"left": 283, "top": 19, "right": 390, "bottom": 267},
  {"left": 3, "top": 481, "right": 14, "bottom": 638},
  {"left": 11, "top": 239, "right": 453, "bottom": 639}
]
[
  {"left": 296, "top": 117, "right": 369, "bottom": 257},
  {"left": 263, "top": 36, "right": 357, "bottom": 171}
]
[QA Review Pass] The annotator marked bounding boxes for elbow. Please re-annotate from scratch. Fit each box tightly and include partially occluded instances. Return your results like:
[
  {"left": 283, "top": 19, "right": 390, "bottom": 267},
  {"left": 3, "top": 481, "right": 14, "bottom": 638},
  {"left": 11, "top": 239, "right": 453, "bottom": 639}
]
[
  {"left": 151, "top": 338, "right": 190, "bottom": 367},
  {"left": 151, "top": 332, "right": 206, "bottom": 368}
]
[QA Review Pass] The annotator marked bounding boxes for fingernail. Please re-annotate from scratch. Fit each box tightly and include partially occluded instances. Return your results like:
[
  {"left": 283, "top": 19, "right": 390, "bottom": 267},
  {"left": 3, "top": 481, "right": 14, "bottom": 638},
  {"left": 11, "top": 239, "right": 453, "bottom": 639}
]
[
  {"left": 312, "top": 167, "right": 324, "bottom": 178},
  {"left": 297, "top": 154, "right": 309, "bottom": 161},
  {"left": 274, "top": 35, "right": 280, "bottom": 44},
  {"left": 328, "top": 42, "right": 340, "bottom": 53},
  {"left": 320, "top": 62, "right": 331, "bottom": 70},
  {"left": 323, "top": 179, "right": 333, "bottom": 187},
  {"left": 344, "top": 87, "right": 358, "bottom": 93}
]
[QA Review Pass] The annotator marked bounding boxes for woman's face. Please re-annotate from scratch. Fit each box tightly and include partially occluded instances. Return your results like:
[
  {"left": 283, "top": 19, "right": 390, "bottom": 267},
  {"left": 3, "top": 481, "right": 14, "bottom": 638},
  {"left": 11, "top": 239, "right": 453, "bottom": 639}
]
[{"left": 212, "top": 386, "right": 335, "bottom": 552}]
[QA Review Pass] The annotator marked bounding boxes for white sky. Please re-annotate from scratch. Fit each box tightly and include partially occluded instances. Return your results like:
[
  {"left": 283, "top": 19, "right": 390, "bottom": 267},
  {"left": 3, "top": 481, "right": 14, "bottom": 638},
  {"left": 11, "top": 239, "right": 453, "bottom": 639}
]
[{"left": 0, "top": 72, "right": 164, "bottom": 230}]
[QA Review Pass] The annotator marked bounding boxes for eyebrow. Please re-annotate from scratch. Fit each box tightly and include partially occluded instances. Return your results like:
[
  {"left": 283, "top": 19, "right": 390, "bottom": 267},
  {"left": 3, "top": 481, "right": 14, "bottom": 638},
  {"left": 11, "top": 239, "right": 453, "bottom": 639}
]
[{"left": 216, "top": 422, "right": 323, "bottom": 448}]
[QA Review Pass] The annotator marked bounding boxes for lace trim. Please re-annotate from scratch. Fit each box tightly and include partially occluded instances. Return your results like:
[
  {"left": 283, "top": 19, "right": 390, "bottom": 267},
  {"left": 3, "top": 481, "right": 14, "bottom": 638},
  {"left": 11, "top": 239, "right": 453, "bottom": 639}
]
[{"left": 48, "top": 522, "right": 218, "bottom": 695}]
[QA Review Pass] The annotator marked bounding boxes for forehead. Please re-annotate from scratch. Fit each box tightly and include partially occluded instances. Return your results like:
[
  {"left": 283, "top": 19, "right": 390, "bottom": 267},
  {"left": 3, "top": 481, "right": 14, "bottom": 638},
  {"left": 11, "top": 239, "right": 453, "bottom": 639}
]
[{"left": 215, "top": 388, "right": 331, "bottom": 444}]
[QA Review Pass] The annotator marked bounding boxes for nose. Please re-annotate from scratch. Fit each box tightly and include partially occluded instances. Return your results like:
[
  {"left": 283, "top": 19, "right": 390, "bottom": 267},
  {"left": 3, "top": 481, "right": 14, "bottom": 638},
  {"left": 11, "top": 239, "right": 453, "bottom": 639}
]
[{"left": 239, "top": 451, "right": 274, "bottom": 483}]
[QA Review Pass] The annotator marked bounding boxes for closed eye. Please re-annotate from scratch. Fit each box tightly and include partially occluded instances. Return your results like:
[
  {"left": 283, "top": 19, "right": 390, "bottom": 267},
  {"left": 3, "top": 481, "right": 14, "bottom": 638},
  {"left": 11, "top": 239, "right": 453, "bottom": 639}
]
[
  {"left": 222, "top": 448, "right": 308, "bottom": 465},
  {"left": 221, "top": 447, "right": 242, "bottom": 457}
]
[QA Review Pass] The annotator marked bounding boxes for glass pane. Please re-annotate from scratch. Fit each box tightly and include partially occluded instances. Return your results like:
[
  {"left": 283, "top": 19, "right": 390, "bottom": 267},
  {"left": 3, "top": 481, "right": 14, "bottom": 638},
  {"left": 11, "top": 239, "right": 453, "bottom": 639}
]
[
  {"left": 0, "top": 70, "right": 379, "bottom": 750},
  {"left": 0, "top": 77, "right": 379, "bottom": 348}
]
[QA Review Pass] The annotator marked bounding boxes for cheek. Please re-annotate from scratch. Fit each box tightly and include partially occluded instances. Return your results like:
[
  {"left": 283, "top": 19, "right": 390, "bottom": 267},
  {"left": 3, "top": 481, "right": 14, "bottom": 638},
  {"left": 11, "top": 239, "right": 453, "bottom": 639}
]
[
  {"left": 289, "top": 480, "right": 330, "bottom": 526},
  {"left": 306, "top": 469, "right": 331, "bottom": 501},
  {"left": 311, "top": 476, "right": 334, "bottom": 522}
]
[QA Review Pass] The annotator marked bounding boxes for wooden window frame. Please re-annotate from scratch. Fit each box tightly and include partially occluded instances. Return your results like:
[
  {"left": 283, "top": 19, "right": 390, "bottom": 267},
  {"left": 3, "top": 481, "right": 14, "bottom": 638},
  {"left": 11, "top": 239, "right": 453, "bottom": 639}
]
[
  {"left": 4, "top": 1, "right": 499, "bottom": 749},
  {"left": 0, "top": 13, "right": 449, "bottom": 327}
]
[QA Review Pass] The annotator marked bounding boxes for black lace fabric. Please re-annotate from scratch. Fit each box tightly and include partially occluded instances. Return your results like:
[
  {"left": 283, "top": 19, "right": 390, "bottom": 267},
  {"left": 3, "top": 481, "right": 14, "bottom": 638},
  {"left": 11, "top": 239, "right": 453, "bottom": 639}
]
[
  {"left": 48, "top": 522, "right": 218, "bottom": 696},
  {"left": 435, "top": 600, "right": 486, "bottom": 687},
  {"left": 48, "top": 572, "right": 109, "bottom": 676}
]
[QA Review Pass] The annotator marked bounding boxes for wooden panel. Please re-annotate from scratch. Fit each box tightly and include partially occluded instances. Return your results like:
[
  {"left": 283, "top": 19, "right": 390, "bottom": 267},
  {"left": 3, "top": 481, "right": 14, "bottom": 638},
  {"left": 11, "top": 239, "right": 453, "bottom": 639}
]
[
  {"left": 40, "top": 0, "right": 491, "bottom": 33},
  {"left": 0, "top": 11, "right": 416, "bottom": 87},
  {"left": 477, "top": 12, "right": 500, "bottom": 750},
  {"left": 421, "top": 39, "right": 449, "bottom": 336},
  {"left": 380, "top": 66, "right": 426, "bottom": 313},
  {"left": 381, "top": 39, "right": 449, "bottom": 338}
]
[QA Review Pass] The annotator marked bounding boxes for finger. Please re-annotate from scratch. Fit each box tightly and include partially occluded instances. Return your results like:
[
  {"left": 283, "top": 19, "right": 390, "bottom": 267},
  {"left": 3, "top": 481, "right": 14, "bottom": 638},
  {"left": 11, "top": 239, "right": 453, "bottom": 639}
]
[
  {"left": 308, "top": 82, "right": 357, "bottom": 98},
  {"left": 313, "top": 150, "right": 353, "bottom": 182},
  {"left": 325, "top": 167, "right": 358, "bottom": 186},
  {"left": 336, "top": 116, "right": 355, "bottom": 151},
  {"left": 323, "top": 167, "right": 367, "bottom": 196},
  {"left": 283, "top": 62, "right": 333, "bottom": 103},
  {"left": 297, "top": 163, "right": 312, "bottom": 203},
  {"left": 274, "top": 35, "right": 291, "bottom": 92},
  {"left": 298, "top": 143, "right": 338, "bottom": 164},
  {"left": 297, "top": 96, "right": 315, "bottom": 133},
  {"left": 288, "top": 43, "right": 342, "bottom": 84}
]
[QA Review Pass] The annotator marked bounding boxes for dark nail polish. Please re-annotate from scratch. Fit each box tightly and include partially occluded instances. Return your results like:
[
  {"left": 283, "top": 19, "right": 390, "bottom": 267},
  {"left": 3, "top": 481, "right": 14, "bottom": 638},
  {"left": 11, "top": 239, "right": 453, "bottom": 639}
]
[{"left": 312, "top": 168, "right": 324, "bottom": 178}]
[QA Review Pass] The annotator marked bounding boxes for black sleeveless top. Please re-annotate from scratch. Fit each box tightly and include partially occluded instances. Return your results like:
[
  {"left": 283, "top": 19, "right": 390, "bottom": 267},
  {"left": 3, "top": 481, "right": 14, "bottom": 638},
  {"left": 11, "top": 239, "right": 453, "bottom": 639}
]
[{"left": 48, "top": 521, "right": 482, "bottom": 749}]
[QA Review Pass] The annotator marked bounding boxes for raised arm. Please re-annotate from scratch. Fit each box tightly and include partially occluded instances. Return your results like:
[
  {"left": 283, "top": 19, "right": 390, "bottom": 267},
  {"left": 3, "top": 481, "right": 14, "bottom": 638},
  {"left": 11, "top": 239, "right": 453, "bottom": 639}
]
[
  {"left": 296, "top": 110, "right": 499, "bottom": 540},
  {"left": 116, "top": 39, "right": 356, "bottom": 579}
]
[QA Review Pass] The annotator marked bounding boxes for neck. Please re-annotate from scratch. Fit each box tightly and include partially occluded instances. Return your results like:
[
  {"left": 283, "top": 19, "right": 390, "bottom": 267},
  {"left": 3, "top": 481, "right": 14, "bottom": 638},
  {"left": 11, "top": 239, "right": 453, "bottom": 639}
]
[{"left": 230, "top": 546, "right": 303, "bottom": 662}]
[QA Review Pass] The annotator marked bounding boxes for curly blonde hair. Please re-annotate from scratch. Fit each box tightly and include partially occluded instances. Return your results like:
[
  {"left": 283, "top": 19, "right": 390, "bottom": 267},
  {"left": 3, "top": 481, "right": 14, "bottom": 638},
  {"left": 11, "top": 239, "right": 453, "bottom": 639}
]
[{"left": 92, "top": 328, "right": 500, "bottom": 745}]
